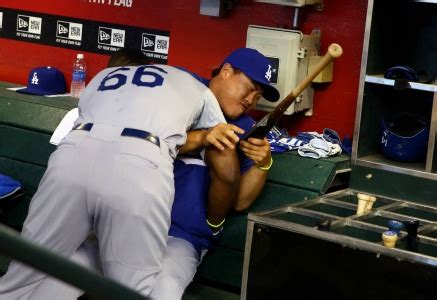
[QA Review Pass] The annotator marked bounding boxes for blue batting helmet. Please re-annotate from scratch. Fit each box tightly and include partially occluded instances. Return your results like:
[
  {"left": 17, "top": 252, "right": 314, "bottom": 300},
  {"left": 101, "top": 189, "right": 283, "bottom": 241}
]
[{"left": 380, "top": 113, "right": 429, "bottom": 162}]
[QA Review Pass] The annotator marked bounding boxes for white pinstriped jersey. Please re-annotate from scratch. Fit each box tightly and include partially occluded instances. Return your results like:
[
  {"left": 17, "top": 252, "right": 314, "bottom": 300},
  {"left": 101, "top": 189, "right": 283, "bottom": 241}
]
[{"left": 76, "top": 64, "right": 225, "bottom": 158}]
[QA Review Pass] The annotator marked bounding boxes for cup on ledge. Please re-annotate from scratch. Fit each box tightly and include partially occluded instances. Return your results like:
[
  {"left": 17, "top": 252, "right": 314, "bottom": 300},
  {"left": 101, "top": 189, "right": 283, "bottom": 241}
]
[
  {"left": 382, "top": 230, "right": 398, "bottom": 248},
  {"left": 356, "top": 193, "right": 373, "bottom": 215},
  {"left": 365, "top": 196, "right": 377, "bottom": 213}
]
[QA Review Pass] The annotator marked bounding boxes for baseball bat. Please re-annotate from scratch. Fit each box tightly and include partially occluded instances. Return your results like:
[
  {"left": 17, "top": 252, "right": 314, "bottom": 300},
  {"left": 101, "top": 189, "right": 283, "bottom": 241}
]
[{"left": 242, "top": 43, "right": 343, "bottom": 140}]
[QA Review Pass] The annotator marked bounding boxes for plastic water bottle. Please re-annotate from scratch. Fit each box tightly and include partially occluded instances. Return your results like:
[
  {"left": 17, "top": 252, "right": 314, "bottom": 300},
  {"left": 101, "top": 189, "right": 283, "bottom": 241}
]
[{"left": 70, "top": 53, "right": 86, "bottom": 98}]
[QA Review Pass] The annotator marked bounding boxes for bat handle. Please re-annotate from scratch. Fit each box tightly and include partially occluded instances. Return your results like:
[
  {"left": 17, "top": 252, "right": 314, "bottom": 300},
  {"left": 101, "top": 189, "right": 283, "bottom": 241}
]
[
  {"left": 292, "top": 43, "right": 343, "bottom": 98},
  {"left": 328, "top": 43, "right": 343, "bottom": 58}
]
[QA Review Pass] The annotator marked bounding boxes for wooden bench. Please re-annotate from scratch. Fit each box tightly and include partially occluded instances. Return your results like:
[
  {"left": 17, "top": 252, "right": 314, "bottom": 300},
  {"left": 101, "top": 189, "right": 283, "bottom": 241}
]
[{"left": 0, "top": 81, "right": 350, "bottom": 295}]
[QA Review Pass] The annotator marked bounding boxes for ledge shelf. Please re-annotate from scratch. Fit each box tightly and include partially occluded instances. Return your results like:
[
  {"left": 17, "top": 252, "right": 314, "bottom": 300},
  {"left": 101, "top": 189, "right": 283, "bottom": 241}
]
[
  {"left": 411, "top": 0, "right": 437, "bottom": 4},
  {"left": 365, "top": 75, "right": 437, "bottom": 93}
]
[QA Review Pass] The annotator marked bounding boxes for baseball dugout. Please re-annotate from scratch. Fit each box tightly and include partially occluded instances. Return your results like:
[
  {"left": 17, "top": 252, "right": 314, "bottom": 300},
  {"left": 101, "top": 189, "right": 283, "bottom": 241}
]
[{"left": 0, "top": 80, "right": 350, "bottom": 296}]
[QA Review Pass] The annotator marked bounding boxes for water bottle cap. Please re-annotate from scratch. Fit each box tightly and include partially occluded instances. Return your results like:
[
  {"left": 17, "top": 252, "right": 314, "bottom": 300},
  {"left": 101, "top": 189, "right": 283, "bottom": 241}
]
[
  {"left": 382, "top": 230, "right": 397, "bottom": 238},
  {"left": 382, "top": 230, "right": 398, "bottom": 248},
  {"left": 77, "top": 53, "right": 84, "bottom": 59}
]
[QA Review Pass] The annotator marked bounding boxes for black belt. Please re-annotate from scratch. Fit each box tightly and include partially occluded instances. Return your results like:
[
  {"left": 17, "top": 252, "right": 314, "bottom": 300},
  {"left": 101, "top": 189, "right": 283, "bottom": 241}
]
[{"left": 73, "top": 123, "right": 160, "bottom": 147}]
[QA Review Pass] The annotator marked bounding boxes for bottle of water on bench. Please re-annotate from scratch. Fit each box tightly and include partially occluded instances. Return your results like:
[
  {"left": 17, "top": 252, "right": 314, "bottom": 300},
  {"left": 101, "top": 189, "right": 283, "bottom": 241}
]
[{"left": 71, "top": 53, "right": 87, "bottom": 98}]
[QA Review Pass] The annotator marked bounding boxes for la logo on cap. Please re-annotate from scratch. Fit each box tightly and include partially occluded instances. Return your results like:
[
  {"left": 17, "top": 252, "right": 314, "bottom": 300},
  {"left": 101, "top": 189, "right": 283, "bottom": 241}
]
[
  {"left": 31, "top": 72, "right": 39, "bottom": 85},
  {"left": 17, "top": 66, "right": 66, "bottom": 96},
  {"left": 265, "top": 65, "right": 272, "bottom": 82}
]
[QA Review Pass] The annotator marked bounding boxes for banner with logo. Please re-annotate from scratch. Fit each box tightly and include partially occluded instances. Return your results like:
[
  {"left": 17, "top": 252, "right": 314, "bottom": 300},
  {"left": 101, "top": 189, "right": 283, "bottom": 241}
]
[{"left": 0, "top": 7, "right": 170, "bottom": 64}]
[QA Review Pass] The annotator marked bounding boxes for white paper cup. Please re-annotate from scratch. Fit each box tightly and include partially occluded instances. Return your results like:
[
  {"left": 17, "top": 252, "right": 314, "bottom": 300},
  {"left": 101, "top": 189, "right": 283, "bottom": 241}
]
[
  {"left": 382, "top": 230, "right": 398, "bottom": 248},
  {"left": 365, "top": 196, "right": 377, "bottom": 213},
  {"left": 356, "top": 193, "right": 370, "bottom": 215}
]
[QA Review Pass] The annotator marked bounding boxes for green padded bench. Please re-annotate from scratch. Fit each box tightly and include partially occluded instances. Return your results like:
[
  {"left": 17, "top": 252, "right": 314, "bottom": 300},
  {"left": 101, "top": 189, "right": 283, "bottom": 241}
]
[
  {"left": 0, "top": 81, "right": 351, "bottom": 295},
  {"left": 0, "top": 81, "right": 78, "bottom": 279},
  {"left": 0, "top": 82, "right": 77, "bottom": 230},
  {"left": 196, "top": 151, "right": 350, "bottom": 290}
]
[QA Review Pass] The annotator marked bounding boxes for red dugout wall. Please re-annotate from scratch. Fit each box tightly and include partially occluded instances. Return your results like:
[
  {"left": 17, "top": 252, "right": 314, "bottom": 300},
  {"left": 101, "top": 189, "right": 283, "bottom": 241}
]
[{"left": 0, "top": 0, "right": 367, "bottom": 138}]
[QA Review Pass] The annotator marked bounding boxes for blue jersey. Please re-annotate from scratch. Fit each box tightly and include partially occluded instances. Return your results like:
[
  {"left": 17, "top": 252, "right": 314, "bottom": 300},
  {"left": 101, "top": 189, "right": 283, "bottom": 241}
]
[
  {"left": 169, "top": 115, "right": 255, "bottom": 257},
  {"left": 169, "top": 71, "right": 255, "bottom": 256}
]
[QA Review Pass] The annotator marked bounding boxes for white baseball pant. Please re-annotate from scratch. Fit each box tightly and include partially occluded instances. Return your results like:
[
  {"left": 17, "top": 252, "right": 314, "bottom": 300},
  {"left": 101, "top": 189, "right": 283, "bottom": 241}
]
[
  {"left": 0, "top": 127, "right": 174, "bottom": 299},
  {"left": 26, "top": 236, "right": 202, "bottom": 300}
]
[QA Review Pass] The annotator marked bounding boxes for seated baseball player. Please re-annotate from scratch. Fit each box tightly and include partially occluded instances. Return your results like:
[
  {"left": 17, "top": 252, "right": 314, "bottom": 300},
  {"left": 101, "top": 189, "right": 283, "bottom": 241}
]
[
  {"left": 26, "top": 48, "right": 279, "bottom": 299},
  {"left": 149, "top": 49, "right": 278, "bottom": 300}
]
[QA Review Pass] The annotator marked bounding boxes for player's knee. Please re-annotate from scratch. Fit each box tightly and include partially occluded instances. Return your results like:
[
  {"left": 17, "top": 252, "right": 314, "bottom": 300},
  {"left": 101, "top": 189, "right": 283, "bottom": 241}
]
[
  {"left": 234, "top": 201, "right": 251, "bottom": 212},
  {"left": 151, "top": 275, "right": 186, "bottom": 300},
  {"left": 209, "top": 148, "right": 240, "bottom": 185}
]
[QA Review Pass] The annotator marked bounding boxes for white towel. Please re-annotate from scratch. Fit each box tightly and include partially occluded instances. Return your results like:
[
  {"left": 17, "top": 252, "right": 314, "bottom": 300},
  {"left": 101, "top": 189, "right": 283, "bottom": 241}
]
[{"left": 49, "top": 108, "right": 79, "bottom": 145}]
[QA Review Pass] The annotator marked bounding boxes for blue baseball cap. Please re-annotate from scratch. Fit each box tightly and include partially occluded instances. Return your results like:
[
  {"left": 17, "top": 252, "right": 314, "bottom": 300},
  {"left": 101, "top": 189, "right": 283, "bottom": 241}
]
[
  {"left": 17, "top": 66, "right": 66, "bottom": 96},
  {"left": 222, "top": 48, "right": 280, "bottom": 102},
  {"left": 0, "top": 174, "right": 22, "bottom": 199}
]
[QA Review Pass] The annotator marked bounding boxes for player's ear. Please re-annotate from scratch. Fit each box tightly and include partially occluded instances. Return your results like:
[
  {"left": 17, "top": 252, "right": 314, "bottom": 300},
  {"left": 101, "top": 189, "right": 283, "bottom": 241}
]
[{"left": 220, "top": 63, "right": 234, "bottom": 79}]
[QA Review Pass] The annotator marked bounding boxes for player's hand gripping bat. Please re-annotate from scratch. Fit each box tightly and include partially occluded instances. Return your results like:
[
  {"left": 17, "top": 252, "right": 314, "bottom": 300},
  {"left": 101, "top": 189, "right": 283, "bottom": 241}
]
[{"left": 242, "top": 43, "right": 343, "bottom": 140}]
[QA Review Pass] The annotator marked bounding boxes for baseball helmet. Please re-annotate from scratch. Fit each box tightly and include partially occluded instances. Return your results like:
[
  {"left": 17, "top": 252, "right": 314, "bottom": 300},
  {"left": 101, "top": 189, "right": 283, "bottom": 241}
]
[
  {"left": 384, "top": 66, "right": 419, "bottom": 82},
  {"left": 384, "top": 65, "right": 430, "bottom": 83},
  {"left": 380, "top": 113, "right": 429, "bottom": 162}
]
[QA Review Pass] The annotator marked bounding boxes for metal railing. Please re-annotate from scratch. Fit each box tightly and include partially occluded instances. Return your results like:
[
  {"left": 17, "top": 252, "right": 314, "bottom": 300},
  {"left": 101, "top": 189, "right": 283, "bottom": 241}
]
[{"left": 0, "top": 224, "right": 148, "bottom": 300}]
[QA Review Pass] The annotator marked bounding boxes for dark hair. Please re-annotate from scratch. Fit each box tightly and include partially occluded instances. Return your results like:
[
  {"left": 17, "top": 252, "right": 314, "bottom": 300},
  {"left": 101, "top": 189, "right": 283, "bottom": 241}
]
[
  {"left": 211, "top": 67, "right": 221, "bottom": 78},
  {"left": 107, "top": 48, "right": 151, "bottom": 68}
]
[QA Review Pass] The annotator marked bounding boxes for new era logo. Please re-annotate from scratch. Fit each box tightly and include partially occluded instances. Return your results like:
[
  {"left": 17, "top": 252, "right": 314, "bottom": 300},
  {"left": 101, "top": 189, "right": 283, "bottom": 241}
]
[
  {"left": 99, "top": 29, "right": 111, "bottom": 41},
  {"left": 141, "top": 34, "right": 169, "bottom": 54},
  {"left": 143, "top": 37, "right": 154, "bottom": 48},
  {"left": 57, "top": 21, "right": 82, "bottom": 41},
  {"left": 142, "top": 35, "right": 155, "bottom": 51},
  {"left": 18, "top": 16, "right": 29, "bottom": 30},
  {"left": 98, "top": 27, "right": 125, "bottom": 47},
  {"left": 58, "top": 23, "right": 68, "bottom": 35},
  {"left": 17, "top": 15, "right": 42, "bottom": 34}
]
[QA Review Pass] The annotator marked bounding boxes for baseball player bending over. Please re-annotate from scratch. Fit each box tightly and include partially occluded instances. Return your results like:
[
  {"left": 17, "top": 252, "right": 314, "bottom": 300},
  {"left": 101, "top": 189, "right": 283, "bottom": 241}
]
[
  {"left": 25, "top": 48, "right": 279, "bottom": 300},
  {"left": 0, "top": 52, "right": 244, "bottom": 298}
]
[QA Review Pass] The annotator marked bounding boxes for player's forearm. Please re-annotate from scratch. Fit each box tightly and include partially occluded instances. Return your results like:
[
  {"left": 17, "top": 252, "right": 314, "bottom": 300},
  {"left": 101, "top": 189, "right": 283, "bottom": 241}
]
[
  {"left": 233, "top": 166, "right": 268, "bottom": 211},
  {"left": 179, "top": 130, "right": 207, "bottom": 154},
  {"left": 180, "top": 124, "right": 243, "bottom": 154},
  {"left": 205, "top": 147, "right": 240, "bottom": 225}
]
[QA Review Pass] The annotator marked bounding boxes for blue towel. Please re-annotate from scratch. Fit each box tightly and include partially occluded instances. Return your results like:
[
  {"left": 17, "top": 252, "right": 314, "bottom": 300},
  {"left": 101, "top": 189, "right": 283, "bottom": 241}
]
[{"left": 267, "top": 126, "right": 297, "bottom": 153}]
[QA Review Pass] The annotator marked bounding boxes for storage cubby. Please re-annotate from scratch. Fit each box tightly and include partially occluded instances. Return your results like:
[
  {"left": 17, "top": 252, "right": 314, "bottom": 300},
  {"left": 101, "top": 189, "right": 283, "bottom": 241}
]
[
  {"left": 357, "top": 83, "right": 433, "bottom": 171},
  {"left": 366, "top": 0, "right": 437, "bottom": 76},
  {"left": 353, "top": 0, "right": 437, "bottom": 179}
]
